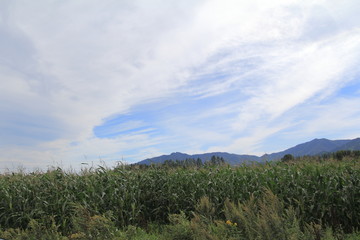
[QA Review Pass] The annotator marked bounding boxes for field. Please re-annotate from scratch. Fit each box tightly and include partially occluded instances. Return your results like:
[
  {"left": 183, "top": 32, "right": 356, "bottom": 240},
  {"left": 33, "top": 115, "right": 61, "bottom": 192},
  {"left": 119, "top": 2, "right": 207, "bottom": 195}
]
[{"left": 0, "top": 154, "right": 359, "bottom": 239}]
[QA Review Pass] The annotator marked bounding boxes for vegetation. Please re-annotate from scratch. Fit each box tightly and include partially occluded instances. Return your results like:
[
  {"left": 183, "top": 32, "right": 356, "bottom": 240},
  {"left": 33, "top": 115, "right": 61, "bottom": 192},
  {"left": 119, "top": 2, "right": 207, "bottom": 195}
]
[
  {"left": 148, "top": 156, "right": 225, "bottom": 168},
  {"left": 281, "top": 154, "right": 295, "bottom": 162},
  {"left": 0, "top": 151, "right": 359, "bottom": 239}
]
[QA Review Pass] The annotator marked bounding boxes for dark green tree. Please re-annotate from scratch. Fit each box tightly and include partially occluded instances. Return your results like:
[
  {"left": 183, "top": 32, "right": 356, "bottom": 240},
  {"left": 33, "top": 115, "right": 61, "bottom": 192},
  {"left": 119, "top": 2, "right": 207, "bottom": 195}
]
[
  {"left": 196, "top": 158, "right": 203, "bottom": 167},
  {"left": 281, "top": 154, "right": 294, "bottom": 162}
]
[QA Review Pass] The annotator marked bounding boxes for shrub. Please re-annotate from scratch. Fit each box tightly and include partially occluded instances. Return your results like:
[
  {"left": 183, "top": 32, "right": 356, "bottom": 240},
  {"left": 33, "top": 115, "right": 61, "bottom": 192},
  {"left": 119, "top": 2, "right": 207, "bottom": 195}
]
[{"left": 282, "top": 154, "right": 295, "bottom": 162}]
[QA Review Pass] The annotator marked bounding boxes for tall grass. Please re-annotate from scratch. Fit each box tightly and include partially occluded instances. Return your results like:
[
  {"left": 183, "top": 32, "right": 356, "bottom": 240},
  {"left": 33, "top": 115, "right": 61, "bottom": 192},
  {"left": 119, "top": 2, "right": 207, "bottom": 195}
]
[{"left": 0, "top": 158, "right": 359, "bottom": 236}]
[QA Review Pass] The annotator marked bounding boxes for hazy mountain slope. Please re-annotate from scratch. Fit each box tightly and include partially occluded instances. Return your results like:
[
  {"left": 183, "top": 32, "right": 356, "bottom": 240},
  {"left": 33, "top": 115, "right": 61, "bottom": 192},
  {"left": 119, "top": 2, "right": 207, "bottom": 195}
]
[
  {"left": 191, "top": 152, "right": 261, "bottom": 165},
  {"left": 137, "top": 152, "right": 260, "bottom": 165},
  {"left": 137, "top": 137, "right": 359, "bottom": 165},
  {"left": 263, "top": 138, "right": 351, "bottom": 160},
  {"left": 334, "top": 138, "right": 360, "bottom": 151},
  {"left": 138, "top": 152, "right": 191, "bottom": 165}
]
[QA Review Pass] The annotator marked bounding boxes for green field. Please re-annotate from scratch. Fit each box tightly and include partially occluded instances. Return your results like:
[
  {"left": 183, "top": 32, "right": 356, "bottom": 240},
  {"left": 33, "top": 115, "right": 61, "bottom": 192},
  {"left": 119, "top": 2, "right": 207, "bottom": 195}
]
[{"left": 0, "top": 154, "right": 359, "bottom": 239}]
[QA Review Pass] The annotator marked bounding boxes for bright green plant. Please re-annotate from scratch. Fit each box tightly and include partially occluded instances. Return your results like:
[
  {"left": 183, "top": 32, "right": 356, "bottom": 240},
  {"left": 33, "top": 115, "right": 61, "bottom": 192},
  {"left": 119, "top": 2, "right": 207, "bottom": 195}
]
[{"left": 0, "top": 156, "right": 359, "bottom": 237}]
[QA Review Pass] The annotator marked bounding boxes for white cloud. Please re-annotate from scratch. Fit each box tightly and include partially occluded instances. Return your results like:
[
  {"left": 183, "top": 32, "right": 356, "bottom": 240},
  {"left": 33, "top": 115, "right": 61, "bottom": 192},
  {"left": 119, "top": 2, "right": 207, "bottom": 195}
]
[
  {"left": 229, "top": 29, "right": 360, "bottom": 130},
  {"left": 1, "top": 0, "right": 360, "bottom": 170},
  {"left": 288, "top": 97, "right": 360, "bottom": 138}
]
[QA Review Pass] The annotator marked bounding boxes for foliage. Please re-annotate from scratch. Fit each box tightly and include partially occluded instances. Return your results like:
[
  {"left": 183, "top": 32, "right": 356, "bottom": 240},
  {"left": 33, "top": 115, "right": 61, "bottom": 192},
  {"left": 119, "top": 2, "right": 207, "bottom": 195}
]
[
  {"left": 189, "top": 192, "right": 334, "bottom": 240},
  {"left": 136, "top": 155, "right": 226, "bottom": 169},
  {"left": 0, "top": 155, "right": 359, "bottom": 238},
  {"left": 333, "top": 150, "right": 360, "bottom": 161},
  {"left": 163, "top": 212, "right": 193, "bottom": 240},
  {"left": 281, "top": 154, "right": 295, "bottom": 162}
]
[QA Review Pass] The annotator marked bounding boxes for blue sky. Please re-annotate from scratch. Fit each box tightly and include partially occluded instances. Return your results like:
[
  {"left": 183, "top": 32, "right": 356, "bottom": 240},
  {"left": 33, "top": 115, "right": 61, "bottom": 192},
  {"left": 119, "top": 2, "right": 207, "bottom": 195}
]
[{"left": 1, "top": 0, "right": 360, "bottom": 171}]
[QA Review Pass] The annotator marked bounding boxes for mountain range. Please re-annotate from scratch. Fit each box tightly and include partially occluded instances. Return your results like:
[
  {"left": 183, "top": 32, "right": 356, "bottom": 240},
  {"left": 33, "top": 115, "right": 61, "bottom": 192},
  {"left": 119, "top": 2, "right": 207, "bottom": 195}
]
[{"left": 137, "top": 137, "right": 360, "bottom": 165}]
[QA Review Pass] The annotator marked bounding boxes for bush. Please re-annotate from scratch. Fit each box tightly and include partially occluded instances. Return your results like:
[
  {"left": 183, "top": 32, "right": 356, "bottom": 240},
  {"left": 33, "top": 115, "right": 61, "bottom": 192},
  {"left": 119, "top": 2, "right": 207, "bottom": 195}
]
[
  {"left": 163, "top": 212, "right": 193, "bottom": 240},
  {"left": 281, "top": 154, "right": 295, "bottom": 162}
]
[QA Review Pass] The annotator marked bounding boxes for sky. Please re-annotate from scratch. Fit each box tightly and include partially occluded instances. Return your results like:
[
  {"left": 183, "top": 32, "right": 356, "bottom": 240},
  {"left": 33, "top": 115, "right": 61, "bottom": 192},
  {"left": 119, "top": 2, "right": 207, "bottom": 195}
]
[{"left": 1, "top": 0, "right": 360, "bottom": 171}]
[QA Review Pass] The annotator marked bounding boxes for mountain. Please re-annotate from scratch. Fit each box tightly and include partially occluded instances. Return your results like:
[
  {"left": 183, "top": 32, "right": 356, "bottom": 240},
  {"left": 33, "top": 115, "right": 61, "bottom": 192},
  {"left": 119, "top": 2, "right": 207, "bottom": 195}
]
[
  {"left": 263, "top": 138, "right": 351, "bottom": 160},
  {"left": 191, "top": 152, "right": 260, "bottom": 165},
  {"left": 137, "top": 152, "right": 261, "bottom": 165},
  {"left": 136, "top": 137, "right": 359, "bottom": 165},
  {"left": 334, "top": 138, "right": 360, "bottom": 151},
  {"left": 138, "top": 152, "right": 191, "bottom": 165}
]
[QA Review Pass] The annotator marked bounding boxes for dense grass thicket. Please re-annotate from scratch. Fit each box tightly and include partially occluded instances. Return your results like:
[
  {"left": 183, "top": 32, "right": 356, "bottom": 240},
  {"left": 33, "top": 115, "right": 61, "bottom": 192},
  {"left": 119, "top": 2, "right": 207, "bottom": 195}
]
[{"left": 0, "top": 154, "right": 359, "bottom": 239}]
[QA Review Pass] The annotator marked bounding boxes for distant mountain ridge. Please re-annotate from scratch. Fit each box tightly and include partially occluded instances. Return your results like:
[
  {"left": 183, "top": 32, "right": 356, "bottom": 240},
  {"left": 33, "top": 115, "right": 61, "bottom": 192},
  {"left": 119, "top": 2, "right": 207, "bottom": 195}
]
[
  {"left": 137, "top": 137, "right": 360, "bottom": 165},
  {"left": 263, "top": 138, "right": 352, "bottom": 160},
  {"left": 138, "top": 152, "right": 260, "bottom": 165},
  {"left": 334, "top": 138, "right": 360, "bottom": 151}
]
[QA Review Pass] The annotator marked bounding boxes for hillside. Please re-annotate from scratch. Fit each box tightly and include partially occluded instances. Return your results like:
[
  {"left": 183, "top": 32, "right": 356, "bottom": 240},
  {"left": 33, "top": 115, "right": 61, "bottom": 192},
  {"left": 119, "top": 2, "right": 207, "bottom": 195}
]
[
  {"left": 137, "top": 152, "right": 260, "bottom": 165},
  {"left": 263, "top": 138, "right": 351, "bottom": 160},
  {"left": 334, "top": 137, "right": 360, "bottom": 151},
  {"left": 137, "top": 137, "right": 360, "bottom": 165}
]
